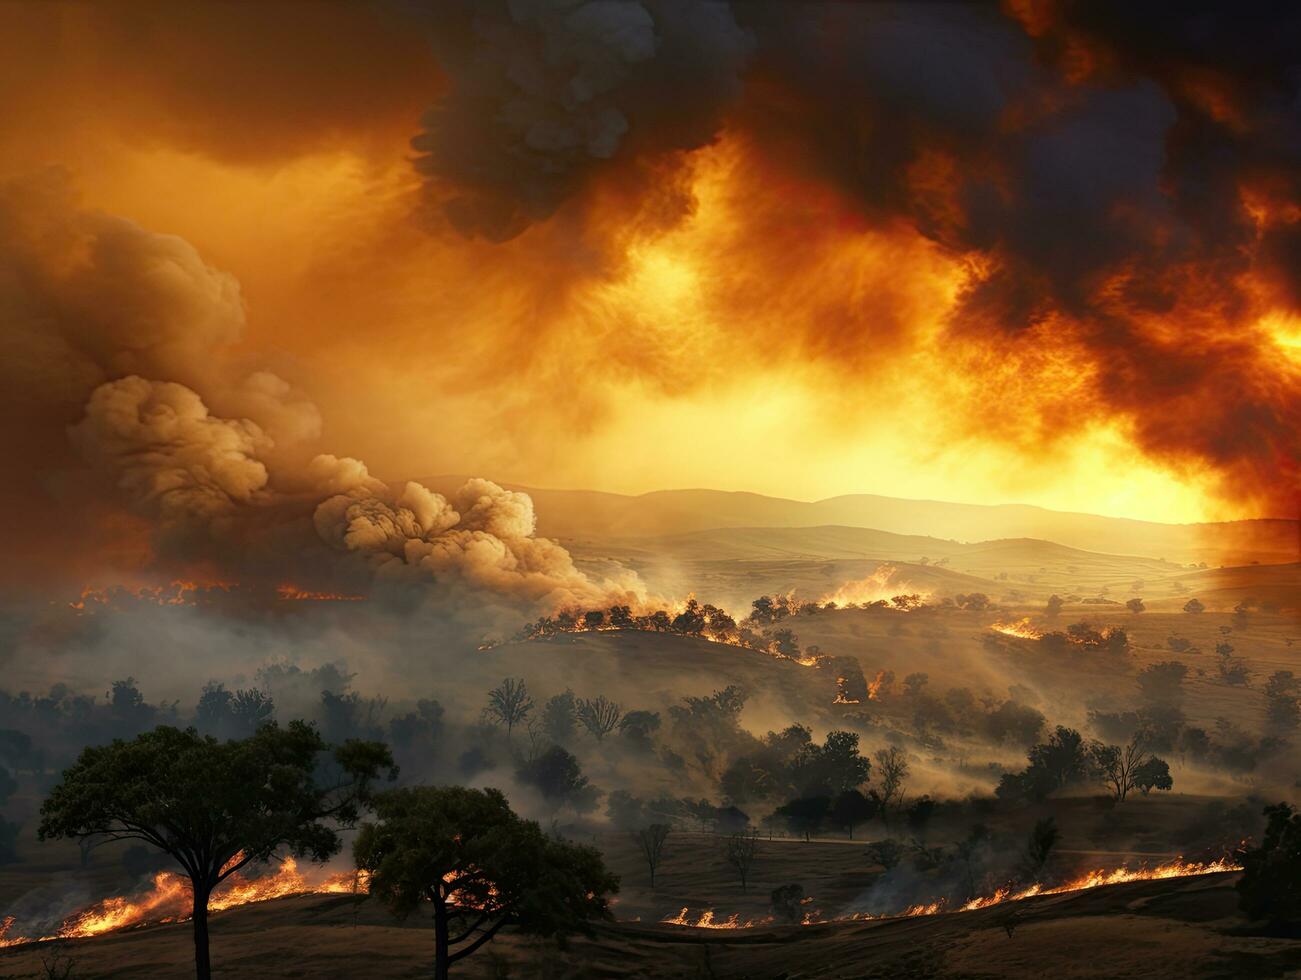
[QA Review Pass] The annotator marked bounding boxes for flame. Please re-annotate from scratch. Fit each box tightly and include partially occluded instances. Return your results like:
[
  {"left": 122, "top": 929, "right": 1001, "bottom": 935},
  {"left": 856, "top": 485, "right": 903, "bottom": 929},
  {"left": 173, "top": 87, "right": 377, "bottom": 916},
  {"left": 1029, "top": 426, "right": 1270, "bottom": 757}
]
[
  {"left": 68, "top": 580, "right": 229, "bottom": 612},
  {"left": 0, "top": 856, "right": 365, "bottom": 949},
  {"left": 990, "top": 618, "right": 1044, "bottom": 639},
  {"left": 819, "top": 565, "right": 928, "bottom": 609},
  {"left": 833, "top": 676, "right": 862, "bottom": 704},
  {"left": 275, "top": 585, "right": 365, "bottom": 602},
  {"left": 662, "top": 908, "right": 773, "bottom": 930},
  {"left": 866, "top": 670, "right": 889, "bottom": 701},
  {"left": 662, "top": 858, "right": 1241, "bottom": 931}
]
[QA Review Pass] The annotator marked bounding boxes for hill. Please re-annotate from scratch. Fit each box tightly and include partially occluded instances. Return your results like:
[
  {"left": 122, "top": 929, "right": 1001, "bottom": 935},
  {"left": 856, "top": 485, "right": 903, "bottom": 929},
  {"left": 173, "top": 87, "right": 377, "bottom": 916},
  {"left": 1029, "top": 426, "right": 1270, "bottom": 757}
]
[
  {"left": 3, "top": 866, "right": 1294, "bottom": 978},
  {"left": 414, "top": 479, "right": 1298, "bottom": 566}
]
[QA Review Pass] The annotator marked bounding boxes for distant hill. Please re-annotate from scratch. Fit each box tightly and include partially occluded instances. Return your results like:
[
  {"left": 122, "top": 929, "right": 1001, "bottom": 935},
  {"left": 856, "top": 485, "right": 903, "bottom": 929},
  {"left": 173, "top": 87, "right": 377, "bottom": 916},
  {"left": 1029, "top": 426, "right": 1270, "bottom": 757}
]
[{"left": 414, "top": 478, "right": 1297, "bottom": 565}]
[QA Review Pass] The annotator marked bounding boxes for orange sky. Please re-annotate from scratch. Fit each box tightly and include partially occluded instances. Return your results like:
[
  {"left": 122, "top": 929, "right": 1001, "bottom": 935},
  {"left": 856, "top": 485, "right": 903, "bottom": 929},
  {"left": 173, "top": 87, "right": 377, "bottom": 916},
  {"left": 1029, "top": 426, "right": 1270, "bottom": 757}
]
[{"left": 1, "top": 2, "right": 1296, "bottom": 527}]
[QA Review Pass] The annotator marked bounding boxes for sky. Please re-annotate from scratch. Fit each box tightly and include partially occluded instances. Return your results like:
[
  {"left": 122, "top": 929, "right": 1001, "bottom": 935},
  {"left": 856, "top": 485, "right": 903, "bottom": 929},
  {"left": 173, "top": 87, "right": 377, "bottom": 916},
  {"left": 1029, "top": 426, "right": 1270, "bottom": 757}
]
[{"left": 0, "top": 1, "right": 1298, "bottom": 593}]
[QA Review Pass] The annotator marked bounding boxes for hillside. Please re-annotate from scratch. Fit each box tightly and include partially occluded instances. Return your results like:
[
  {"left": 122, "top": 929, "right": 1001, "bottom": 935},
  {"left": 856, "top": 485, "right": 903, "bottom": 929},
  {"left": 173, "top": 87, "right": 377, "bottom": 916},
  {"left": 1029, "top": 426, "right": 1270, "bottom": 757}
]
[
  {"left": 414, "top": 478, "right": 1298, "bottom": 566},
  {"left": 3, "top": 866, "right": 1295, "bottom": 978}
]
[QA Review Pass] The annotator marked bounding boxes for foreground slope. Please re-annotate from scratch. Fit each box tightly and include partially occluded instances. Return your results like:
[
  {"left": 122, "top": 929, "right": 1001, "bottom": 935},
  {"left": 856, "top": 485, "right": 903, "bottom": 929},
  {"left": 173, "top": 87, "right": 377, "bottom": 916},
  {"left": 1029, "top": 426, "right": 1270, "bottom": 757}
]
[{"left": 3, "top": 870, "right": 1298, "bottom": 978}]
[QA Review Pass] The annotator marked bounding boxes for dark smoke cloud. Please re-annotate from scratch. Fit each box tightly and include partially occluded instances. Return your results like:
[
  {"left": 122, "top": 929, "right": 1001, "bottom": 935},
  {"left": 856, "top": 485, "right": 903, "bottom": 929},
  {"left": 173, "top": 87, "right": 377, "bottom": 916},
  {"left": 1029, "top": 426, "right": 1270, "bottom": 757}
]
[
  {"left": 413, "top": 0, "right": 752, "bottom": 240},
  {"left": 414, "top": 0, "right": 1298, "bottom": 513}
]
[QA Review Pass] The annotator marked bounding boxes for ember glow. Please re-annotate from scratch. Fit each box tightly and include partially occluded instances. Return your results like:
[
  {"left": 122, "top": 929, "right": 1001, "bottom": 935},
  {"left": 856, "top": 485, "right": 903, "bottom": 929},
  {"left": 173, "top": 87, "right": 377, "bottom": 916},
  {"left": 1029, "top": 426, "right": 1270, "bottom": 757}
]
[{"left": 0, "top": 857, "right": 363, "bottom": 949}]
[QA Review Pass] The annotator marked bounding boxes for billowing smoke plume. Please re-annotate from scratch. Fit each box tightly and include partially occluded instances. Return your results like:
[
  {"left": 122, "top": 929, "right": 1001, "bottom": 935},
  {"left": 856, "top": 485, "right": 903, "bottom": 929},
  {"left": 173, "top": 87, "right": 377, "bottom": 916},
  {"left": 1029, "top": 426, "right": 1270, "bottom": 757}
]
[{"left": 0, "top": 169, "right": 647, "bottom": 618}]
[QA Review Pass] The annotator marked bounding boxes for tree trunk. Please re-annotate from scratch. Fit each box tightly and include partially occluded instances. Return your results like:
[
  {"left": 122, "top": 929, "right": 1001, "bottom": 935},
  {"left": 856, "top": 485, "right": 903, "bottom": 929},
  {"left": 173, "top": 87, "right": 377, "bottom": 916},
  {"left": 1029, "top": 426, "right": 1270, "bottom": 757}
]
[
  {"left": 434, "top": 895, "right": 450, "bottom": 980},
  {"left": 192, "top": 882, "right": 212, "bottom": 980}
]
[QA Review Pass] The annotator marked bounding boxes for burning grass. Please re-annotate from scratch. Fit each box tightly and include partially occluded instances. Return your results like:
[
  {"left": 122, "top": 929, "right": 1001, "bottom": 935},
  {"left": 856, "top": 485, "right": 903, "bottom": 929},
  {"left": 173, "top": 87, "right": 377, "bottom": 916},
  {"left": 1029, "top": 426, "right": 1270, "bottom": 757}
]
[
  {"left": 660, "top": 857, "right": 1241, "bottom": 931},
  {"left": 0, "top": 856, "right": 365, "bottom": 949}
]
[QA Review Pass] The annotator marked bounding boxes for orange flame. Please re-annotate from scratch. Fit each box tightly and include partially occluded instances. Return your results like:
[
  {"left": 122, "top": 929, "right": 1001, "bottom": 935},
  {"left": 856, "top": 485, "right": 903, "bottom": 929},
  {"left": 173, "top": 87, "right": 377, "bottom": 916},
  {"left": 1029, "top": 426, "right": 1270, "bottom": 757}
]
[
  {"left": 0, "top": 856, "right": 365, "bottom": 949},
  {"left": 662, "top": 858, "right": 1240, "bottom": 931},
  {"left": 990, "top": 617, "right": 1044, "bottom": 639}
]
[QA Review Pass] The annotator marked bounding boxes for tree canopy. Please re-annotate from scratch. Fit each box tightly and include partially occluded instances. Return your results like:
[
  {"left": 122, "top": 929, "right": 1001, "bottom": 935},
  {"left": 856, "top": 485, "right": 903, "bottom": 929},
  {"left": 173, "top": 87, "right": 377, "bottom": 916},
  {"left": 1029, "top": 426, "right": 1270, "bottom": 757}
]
[
  {"left": 355, "top": 785, "right": 617, "bottom": 980},
  {"left": 39, "top": 722, "right": 394, "bottom": 980}
]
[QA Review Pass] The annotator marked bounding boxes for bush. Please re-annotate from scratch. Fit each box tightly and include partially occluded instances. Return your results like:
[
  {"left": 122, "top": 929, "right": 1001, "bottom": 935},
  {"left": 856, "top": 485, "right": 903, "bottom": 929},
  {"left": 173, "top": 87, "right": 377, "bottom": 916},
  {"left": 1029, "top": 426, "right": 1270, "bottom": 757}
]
[{"left": 1237, "top": 803, "right": 1301, "bottom": 923}]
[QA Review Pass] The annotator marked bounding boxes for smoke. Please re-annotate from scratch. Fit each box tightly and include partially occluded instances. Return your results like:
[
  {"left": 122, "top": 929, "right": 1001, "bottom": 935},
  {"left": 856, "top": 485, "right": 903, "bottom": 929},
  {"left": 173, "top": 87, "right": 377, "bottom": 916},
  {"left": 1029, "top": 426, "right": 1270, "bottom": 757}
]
[
  {"left": 411, "top": 0, "right": 1299, "bottom": 515},
  {"left": 0, "top": 168, "right": 646, "bottom": 625},
  {"left": 414, "top": 0, "right": 751, "bottom": 240}
]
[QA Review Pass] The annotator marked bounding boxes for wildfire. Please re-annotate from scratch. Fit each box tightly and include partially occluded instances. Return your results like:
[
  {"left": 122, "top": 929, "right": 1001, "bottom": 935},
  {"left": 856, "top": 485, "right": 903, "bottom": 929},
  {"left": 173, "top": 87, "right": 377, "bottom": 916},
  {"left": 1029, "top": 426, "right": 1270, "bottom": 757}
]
[
  {"left": 662, "top": 908, "right": 772, "bottom": 930},
  {"left": 274, "top": 585, "right": 365, "bottom": 602},
  {"left": 661, "top": 858, "right": 1240, "bottom": 931},
  {"left": 866, "top": 670, "right": 890, "bottom": 701},
  {"left": 833, "top": 676, "right": 862, "bottom": 704},
  {"left": 822, "top": 562, "right": 926, "bottom": 609},
  {"left": 66, "top": 581, "right": 367, "bottom": 614},
  {"left": 68, "top": 580, "right": 225, "bottom": 612},
  {"left": 0, "top": 856, "right": 365, "bottom": 949},
  {"left": 990, "top": 618, "right": 1044, "bottom": 639}
]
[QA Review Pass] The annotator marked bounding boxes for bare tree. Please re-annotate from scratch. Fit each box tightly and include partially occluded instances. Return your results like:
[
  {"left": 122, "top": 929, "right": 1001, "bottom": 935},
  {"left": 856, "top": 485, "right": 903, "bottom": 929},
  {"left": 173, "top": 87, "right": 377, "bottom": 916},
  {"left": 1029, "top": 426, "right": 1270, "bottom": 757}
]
[
  {"left": 634, "top": 823, "right": 671, "bottom": 887},
  {"left": 484, "top": 678, "right": 534, "bottom": 740},
  {"left": 724, "top": 830, "right": 759, "bottom": 893},
  {"left": 875, "top": 746, "right": 910, "bottom": 816},
  {"left": 576, "top": 695, "right": 621, "bottom": 741},
  {"left": 1091, "top": 735, "right": 1149, "bottom": 802}
]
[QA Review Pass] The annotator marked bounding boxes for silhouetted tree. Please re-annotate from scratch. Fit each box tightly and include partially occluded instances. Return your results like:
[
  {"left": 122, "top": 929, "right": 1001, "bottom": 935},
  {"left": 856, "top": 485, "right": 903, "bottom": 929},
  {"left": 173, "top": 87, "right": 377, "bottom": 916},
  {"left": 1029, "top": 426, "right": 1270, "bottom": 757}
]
[
  {"left": 1126, "top": 598, "right": 1145, "bottom": 614},
  {"left": 541, "top": 690, "right": 578, "bottom": 743},
  {"left": 906, "top": 795, "right": 937, "bottom": 838},
  {"left": 575, "top": 696, "right": 621, "bottom": 741},
  {"left": 725, "top": 830, "right": 759, "bottom": 892},
  {"left": 1183, "top": 598, "right": 1205, "bottom": 614},
  {"left": 40, "top": 723, "right": 394, "bottom": 980},
  {"left": 484, "top": 678, "right": 533, "bottom": 740},
  {"left": 1024, "top": 817, "right": 1059, "bottom": 875},
  {"left": 776, "top": 796, "right": 831, "bottom": 841},
  {"left": 516, "top": 746, "right": 594, "bottom": 813},
  {"left": 1045, "top": 595, "right": 1065, "bottom": 616},
  {"left": 634, "top": 823, "right": 671, "bottom": 887},
  {"left": 1236, "top": 803, "right": 1301, "bottom": 924},
  {"left": 356, "top": 786, "right": 616, "bottom": 980},
  {"left": 1138, "top": 662, "right": 1189, "bottom": 706},
  {"left": 617, "top": 709, "right": 661, "bottom": 750},
  {"left": 1134, "top": 757, "right": 1174, "bottom": 794},
  {"left": 874, "top": 747, "right": 909, "bottom": 815},
  {"left": 1092, "top": 735, "right": 1150, "bottom": 802},
  {"left": 831, "top": 789, "right": 876, "bottom": 839}
]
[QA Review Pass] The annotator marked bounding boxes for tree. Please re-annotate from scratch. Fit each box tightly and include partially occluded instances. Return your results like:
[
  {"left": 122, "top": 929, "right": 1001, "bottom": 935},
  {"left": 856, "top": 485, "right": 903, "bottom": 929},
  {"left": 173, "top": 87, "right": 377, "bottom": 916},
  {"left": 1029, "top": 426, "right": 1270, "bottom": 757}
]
[
  {"left": 866, "top": 838, "right": 904, "bottom": 870},
  {"left": 831, "top": 789, "right": 876, "bottom": 840},
  {"left": 1126, "top": 598, "right": 1145, "bottom": 614},
  {"left": 356, "top": 786, "right": 617, "bottom": 980},
  {"left": 633, "top": 823, "right": 670, "bottom": 887},
  {"left": 541, "top": 690, "right": 578, "bottom": 743},
  {"left": 903, "top": 672, "right": 929, "bottom": 696},
  {"left": 516, "top": 746, "right": 594, "bottom": 814},
  {"left": 874, "top": 747, "right": 909, "bottom": 815},
  {"left": 1137, "top": 662, "right": 1189, "bottom": 706},
  {"left": 1091, "top": 735, "right": 1149, "bottom": 802},
  {"left": 1264, "top": 672, "right": 1301, "bottom": 731},
  {"left": 905, "top": 795, "right": 937, "bottom": 838},
  {"left": 617, "top": 710, "right": 661, "bottom": 750},
  {"left": 575, "top": 696, "right": 621, "bottom": 741},
  {"left": 40, "top": 723, "right": 394, "bottom": 980},
  {"left": 775, "top": 796, "right": 831, "bottom": 841},
  {"left": 1024, "top": 816, "right": 1059, "bottom": 875},
  {"left": 1183, "top": 598, "right": 1205, "bottom": 614},
  {"left": 724, "top": 831, "right": 759, "bottom": 892},
  {"left": 791, "top": 730, "right": 870, "bottom": 797},
  {"left": 1133, "top": 757, "right": 1173, "bottom": 794},
  {"left": 1045, "top": 594, "right": 1065, "bottom": 616},
  {"left": 484, "top": 678, "right": 533, "bottom": 739},
  {"left": 1236, "top": 803, "right": 1301, "bottom": 924}
]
